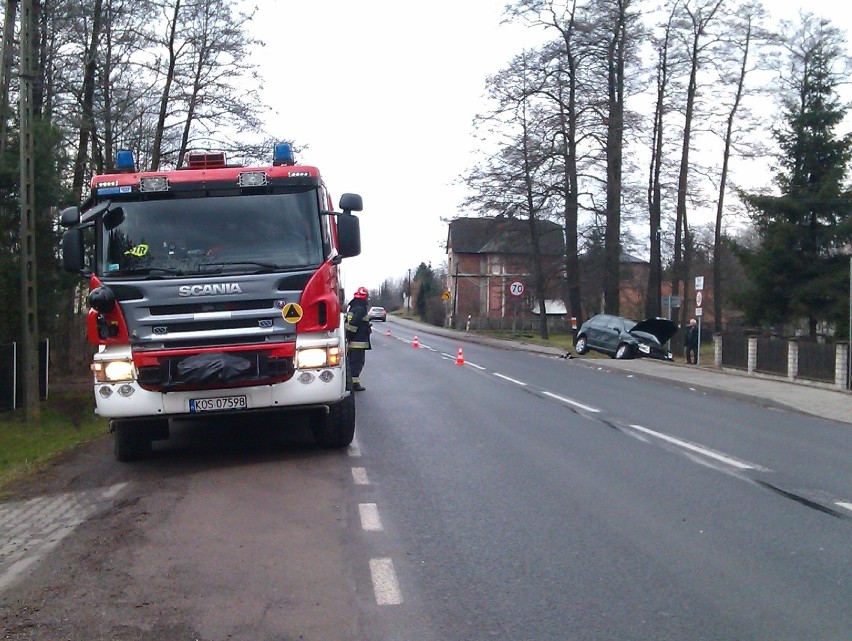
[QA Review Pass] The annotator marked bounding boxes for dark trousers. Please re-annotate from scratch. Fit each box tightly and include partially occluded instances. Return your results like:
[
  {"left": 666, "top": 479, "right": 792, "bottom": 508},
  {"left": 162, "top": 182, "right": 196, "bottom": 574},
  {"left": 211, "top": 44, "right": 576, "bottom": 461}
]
[
  {"left": 686, "top": 346, "right": 698, "bottom": 364},
  {"left": 349, "top": 348, "right": 366, "bottom": 379}
]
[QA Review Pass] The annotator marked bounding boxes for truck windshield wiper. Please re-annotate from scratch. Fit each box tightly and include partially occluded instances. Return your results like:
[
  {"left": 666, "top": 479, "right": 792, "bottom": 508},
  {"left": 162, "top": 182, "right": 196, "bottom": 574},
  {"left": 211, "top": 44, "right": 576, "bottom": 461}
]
[
  {"left": 197, "top": 260, "right": 284, "bottom": 274},
  {"left": 107, "top": 266, "right": 185, "bottom": 276}
]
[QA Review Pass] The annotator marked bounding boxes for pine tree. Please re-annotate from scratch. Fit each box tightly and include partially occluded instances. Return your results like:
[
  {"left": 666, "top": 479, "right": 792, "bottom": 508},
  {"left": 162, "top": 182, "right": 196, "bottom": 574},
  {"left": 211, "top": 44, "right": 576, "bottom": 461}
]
[{"left": 736, "top": 16, "right": 852, "bottom": 337}]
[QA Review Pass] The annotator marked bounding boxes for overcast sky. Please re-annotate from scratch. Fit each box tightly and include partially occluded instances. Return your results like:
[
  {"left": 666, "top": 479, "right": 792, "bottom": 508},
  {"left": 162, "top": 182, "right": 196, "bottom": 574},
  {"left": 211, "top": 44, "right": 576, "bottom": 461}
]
[{"left": 246, "top": 0, "right": 852, "bottom": 297}]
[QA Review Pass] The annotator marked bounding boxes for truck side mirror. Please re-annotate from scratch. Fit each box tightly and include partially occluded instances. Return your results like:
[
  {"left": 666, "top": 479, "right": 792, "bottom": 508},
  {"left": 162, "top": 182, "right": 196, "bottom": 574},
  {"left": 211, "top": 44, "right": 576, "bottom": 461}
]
[
  {"left": 60, "top": 206, "right": 80, "bottom": 227},
  {"left": 62, "top": 228, "right": 85, "bottom": 273},
  {"left": 339, "top": 193, "right": 363, "bottom": 214},
  {"left": 337, "top": 214, "right": 361, "bottom": 258}
]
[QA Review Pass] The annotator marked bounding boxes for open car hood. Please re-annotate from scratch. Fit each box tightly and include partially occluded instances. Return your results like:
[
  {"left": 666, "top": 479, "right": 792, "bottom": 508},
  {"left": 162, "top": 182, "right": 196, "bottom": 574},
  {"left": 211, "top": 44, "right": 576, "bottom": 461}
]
[{"left": 630, "top": 317, "right": 678, "bottom": 344}]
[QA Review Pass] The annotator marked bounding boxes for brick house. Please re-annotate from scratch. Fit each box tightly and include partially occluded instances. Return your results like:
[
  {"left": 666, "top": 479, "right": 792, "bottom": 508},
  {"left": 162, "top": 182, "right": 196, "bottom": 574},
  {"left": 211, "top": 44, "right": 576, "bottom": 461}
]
[{"left": 446, "top": 217, "right": 565, "bottom": 327}]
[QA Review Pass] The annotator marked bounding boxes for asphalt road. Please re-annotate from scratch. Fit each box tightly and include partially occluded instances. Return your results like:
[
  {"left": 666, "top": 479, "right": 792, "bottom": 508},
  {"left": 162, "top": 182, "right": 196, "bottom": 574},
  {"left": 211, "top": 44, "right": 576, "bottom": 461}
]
[{"left": 1, "top": 321, "right": 850, "bottom": 640}]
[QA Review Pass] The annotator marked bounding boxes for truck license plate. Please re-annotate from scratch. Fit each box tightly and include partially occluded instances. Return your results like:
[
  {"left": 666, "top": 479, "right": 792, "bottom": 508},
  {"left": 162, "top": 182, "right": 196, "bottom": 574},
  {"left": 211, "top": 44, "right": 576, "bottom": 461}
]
[{"left": 189, "top": 395, "right": 247, "bottom": 413}]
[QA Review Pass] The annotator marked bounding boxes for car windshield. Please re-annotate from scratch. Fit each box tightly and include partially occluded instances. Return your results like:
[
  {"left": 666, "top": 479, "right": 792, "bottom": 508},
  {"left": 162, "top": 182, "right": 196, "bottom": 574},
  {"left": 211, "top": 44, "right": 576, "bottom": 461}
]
[{"left": 101, "top": 191, "right": 323, "bottom": 277}]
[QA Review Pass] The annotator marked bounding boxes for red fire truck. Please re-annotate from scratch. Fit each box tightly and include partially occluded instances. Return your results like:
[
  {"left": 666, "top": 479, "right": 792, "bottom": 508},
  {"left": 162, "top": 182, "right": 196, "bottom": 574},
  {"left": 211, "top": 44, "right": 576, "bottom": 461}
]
[{"left": 61, "top": 144, "right": 362, "bottom": 461}]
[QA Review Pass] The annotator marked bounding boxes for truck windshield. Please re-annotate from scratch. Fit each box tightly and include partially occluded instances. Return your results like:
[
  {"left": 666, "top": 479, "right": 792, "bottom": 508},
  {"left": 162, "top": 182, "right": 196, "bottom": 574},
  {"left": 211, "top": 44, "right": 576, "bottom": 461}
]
[{"left": 101, "top": 191, "right": 323, "bottom": 277}]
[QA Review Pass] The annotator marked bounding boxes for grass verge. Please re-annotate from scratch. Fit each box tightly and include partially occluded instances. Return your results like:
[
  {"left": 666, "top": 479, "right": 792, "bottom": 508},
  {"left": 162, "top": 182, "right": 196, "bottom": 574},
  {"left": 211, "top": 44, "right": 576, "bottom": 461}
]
[{"left": 0, "top": 390, "right": 108, "bottom": 493}]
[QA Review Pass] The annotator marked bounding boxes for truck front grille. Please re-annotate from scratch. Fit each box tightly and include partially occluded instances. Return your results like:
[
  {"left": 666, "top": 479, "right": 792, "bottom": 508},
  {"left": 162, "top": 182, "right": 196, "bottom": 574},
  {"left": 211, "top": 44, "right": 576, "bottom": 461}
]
[{"left": 136, "top": 350, "right": 295, "bottom": 391}]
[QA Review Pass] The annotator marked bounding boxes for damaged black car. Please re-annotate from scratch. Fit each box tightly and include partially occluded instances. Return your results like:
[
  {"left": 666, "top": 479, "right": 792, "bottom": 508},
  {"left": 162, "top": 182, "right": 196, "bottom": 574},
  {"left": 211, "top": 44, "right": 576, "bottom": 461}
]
[{"left": 574, "top": 314, "right": 678, "bottom": 361}]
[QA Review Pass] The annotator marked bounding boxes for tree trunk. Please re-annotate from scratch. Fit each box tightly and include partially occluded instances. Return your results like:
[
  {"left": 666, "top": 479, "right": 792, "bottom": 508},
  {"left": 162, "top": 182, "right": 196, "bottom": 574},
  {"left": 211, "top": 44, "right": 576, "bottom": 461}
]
[
  {"left": 71, "top": 0, "right": 103, "bottom": 200},
  {"left": 645, "top": 7, "right": 675, "bottom": 320},
  {"left": 603, "top": 4, "right": 626, "bottom": 316},
  {"left": 151, "top": 0, "right": 180, "bottom": 171},
  {"left": 714, "top": 18, "right": 752, "bottom": 333}
]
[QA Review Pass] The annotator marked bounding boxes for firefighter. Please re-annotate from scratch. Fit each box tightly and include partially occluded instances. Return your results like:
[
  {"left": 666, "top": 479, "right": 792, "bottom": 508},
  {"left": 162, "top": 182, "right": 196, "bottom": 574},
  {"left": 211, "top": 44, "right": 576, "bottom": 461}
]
[{"left": 345, "top": 286, "right": 372, "bottom": 391}]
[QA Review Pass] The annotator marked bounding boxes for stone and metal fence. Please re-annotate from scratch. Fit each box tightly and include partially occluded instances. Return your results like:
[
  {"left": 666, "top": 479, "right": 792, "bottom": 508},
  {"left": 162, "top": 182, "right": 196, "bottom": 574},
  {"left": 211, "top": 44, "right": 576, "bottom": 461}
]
[{"left": 714, "top": 333, "right": 849, "bottom": 389}]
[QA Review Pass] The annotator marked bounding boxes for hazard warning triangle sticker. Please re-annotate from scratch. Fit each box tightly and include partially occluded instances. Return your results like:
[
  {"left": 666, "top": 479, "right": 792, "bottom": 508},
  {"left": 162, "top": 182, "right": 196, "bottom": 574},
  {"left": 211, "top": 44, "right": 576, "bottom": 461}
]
[{"left": 281, "top": 303, "right": 303, "bottom": 323}]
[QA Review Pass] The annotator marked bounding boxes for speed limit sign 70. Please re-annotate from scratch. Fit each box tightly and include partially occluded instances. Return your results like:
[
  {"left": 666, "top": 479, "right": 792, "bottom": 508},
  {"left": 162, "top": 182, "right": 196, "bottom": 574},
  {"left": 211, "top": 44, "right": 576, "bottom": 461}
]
[{"left": 510, "top": 281, "right": 525, "bottom": 296}]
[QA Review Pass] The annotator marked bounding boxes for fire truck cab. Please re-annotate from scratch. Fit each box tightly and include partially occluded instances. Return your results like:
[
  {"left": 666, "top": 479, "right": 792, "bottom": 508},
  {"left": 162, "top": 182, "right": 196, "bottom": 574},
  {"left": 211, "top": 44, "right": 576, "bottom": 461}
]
[{"left": 61, "top": 144, "right": 362, "bottom": 461}]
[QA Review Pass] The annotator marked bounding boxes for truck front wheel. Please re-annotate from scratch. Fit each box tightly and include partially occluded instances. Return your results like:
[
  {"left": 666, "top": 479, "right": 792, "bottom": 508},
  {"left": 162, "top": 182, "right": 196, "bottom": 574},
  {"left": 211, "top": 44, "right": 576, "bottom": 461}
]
[
  {"left": 312, "top": 393, "right": 356, "bottom": 448},
  {"left": 113, "top": 419, "right": 154, "bottom": 462}
]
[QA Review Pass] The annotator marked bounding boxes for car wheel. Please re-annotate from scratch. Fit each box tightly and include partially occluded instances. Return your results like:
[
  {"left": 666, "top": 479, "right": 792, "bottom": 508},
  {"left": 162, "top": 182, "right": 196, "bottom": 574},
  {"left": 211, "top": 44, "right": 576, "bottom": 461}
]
[
  {"left": 615, "top": 343, "right": 634, "bottom": 360},
  {"left": 575, "top": 335, "right": 588, "bottom": 355}
]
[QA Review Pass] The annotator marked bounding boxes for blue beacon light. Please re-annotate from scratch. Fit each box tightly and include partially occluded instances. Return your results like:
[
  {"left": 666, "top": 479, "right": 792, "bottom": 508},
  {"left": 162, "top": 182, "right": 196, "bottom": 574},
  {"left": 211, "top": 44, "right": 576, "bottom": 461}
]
[
  {"left": 273, "top": 143, "right": 295, "bottom": 166},
  {"left": 114, "top": 149, "right": 135, "bottom": 173}
]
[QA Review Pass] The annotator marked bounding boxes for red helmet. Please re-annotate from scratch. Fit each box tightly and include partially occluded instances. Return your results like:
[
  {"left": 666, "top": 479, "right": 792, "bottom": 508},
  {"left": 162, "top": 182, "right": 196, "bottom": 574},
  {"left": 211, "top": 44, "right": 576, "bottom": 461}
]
[{"left": 354, "top": 286, "right": 369, "bottom": 299}]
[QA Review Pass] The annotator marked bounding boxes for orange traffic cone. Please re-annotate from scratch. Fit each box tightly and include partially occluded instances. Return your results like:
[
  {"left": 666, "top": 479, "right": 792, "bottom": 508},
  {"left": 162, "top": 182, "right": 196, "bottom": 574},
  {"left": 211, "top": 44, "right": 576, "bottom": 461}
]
[
  {"left": 412, "top": 335, "right": 420, "bottom": 348},
  {"left": 455, "top": 347, "right": 465, "bottom": 365}
]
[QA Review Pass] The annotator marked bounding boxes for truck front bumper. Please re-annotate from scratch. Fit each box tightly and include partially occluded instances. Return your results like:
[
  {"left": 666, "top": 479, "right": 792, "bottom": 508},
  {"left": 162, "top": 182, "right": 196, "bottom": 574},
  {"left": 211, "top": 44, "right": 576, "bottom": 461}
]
[{"left": 94, "top": 367, "right": 348, "bottom": 419}]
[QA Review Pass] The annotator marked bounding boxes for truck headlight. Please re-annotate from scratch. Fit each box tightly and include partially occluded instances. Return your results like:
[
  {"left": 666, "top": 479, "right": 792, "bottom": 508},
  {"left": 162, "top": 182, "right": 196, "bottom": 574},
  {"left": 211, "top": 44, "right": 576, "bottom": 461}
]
[
  {"left": 297, "top": 346, "right": 342, "bottom": 369},
  {"left": 92, "top": 360, "right": 135, "bottom": 382}
]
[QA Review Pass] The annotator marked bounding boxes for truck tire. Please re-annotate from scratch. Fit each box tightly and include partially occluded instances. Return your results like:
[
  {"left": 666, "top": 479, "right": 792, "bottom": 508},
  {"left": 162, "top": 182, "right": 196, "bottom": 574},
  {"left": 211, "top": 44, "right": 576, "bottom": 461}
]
[
  {"left": 113, "top": 419, "right": 153, "bottom": 462},
  {"left": 312, "top": 393, "right": 356, "bottom": 448}
]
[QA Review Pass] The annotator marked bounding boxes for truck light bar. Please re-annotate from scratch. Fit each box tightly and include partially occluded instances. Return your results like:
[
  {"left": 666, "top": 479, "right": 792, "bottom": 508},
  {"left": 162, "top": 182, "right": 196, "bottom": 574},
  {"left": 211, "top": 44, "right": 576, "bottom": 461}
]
[
  {"left": 185, "top": 152, "right": 227, "bottom": 169},
  {"left": 238, "top": 171, "right": 268, "bottom": 187},
  {"left": 273, "top": 143, "right": 295, "bottom": 166},
  {"left": 115, "top": 150, "right": 135, "bottom": 173},
  {"left": 140, "top": 176, "right": 169, "bottom": 192}
]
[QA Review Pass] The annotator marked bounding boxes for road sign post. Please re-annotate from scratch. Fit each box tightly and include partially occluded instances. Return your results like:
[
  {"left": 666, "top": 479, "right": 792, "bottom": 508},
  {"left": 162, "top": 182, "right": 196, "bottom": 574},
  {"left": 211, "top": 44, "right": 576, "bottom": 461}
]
[
  {"left": 509, "top": 281, "right": 524, "bottom": 336},
  {"left": 694, "top": 277, "right": 704, "bottom": 366}
]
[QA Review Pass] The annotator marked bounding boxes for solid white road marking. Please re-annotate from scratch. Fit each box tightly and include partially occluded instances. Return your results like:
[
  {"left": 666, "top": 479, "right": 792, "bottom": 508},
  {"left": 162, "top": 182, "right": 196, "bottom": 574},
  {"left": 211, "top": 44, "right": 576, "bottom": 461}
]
[
  {"left": 359, "top": 503, "right": 383, "bottom": 531},
  {"left": 542, "top": 391, "right": 601, "bottom": 413},
  {"left": 493, "top": 373, "right": 528, "bottom": 386},
  {"left": 629, "top": 424, "right": 756, "bottom": 470},
  {"left": 351, "top": 467, "right": 370, "bottom": 485},
  {"left": 835, "top": 501, "right": 852, "bottom": 513},
  {"left": 370, "top": 558, "right": 403, "bottom": 605}
]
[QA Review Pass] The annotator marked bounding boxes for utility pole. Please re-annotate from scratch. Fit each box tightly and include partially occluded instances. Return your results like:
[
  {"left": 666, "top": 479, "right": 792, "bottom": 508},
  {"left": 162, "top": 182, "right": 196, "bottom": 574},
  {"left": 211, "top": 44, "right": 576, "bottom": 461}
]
[
  {"left": 407, "top": 269, "right": 411, "bottom": 315},
  {"left": 19, "top": 0, "right": 39, "bottom": 420}
]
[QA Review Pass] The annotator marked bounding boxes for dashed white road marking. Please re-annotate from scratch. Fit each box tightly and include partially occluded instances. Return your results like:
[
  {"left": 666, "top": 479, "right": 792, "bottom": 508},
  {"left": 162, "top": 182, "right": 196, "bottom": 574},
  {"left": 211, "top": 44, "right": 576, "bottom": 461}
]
[
  {"left": 370, "top": 558, "right": 403, "bottom": 605},
  {"left": 542, "top": 391, "right": 601, "bottom": 413},
  {"left": 629, "top": 424, "right": 758, "bottom": 470},
  {"left": 493, "top": 373, "right": 528, "bottom": 386},
  {"left": 465, "top": 361, "right": 485, "bottom": 370},
  {"left": 359, "top": 503, "right": 383, "bottom": 531},
  {"left": 351, "top": 467, "right": 370, "bottom": 485},
  {"left": 835, "top": 501, "right": 852, "bottom": 513}
]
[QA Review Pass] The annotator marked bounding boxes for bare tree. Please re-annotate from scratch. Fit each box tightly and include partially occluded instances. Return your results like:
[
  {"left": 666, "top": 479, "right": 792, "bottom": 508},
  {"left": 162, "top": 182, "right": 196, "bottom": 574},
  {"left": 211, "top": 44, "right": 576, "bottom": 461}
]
[
  {"left": 71, "top": 0, "right": 102, "bottom": 199},
  {"left": 507, "top": 0, "right": 600, "bottom": 325},
  {"left": 589, "top": 0, "right": 644, "bottom": 316},
  {"left": 645, "top": 1, "right": 680, "bottom": 319},
  {"left": 670, "top": 0, "right": 725, "bottom": 328},
  {"left": 711, "top": 2, "right": 768, "bottom": 332},
  {"left": 0, "top": 0, "right": 18, "bottom": 164},
  {"left": 150, "top": 0, "right": 180, "bottom": 170},
  {"left": 463, "top": 51, "right": 560, "bottom": 339},
  {"left": 175, "top": 0, "right": 263, "bottom": 165}
]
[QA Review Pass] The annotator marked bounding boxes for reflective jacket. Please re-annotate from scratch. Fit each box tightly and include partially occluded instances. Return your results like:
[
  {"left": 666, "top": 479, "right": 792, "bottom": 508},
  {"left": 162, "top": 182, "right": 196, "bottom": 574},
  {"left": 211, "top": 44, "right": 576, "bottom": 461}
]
[{"left": 345, "top": 299, "right": 372, "bottom": 349}]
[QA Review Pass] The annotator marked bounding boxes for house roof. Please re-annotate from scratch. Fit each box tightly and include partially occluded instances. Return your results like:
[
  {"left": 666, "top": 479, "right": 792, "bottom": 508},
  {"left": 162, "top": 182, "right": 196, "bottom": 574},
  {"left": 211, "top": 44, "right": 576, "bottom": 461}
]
[{"left": 447, "top": 217, "right": 565, "bottom": 256}]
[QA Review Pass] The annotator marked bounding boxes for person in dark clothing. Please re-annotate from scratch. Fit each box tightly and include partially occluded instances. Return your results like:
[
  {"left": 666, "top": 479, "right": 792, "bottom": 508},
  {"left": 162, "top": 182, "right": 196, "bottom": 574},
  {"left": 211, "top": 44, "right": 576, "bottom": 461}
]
[
  {"left": 685, "top": 318, "right": 699, "bottom": 364},
  {"left": 345, "top": 286, "right": 372, "bottom": 391}
]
